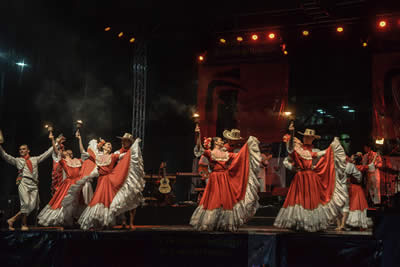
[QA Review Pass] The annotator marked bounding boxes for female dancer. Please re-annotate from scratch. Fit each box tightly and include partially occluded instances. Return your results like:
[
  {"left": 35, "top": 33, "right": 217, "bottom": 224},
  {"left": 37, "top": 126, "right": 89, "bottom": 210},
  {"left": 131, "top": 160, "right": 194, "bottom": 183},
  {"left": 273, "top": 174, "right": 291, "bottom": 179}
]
[
  {"left": 346, "top": 153, "right": 373, "bottom": 229},
  {"left": 274, "top": 122, "right": 347, "bottom": 232},
  {"left": 38, "top": 132, "right": 95, "bottom": 226},
  {"left": 190, "top": 131, "right": 261, "bottom": 232},
  {"left": 77, "top": 136, "right": 145, "bottom": 230}
]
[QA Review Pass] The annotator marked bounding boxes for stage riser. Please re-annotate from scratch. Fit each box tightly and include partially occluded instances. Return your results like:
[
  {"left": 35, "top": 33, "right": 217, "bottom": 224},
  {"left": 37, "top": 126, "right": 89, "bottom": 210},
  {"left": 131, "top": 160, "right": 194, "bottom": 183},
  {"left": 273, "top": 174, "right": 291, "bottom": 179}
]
[
  {"left": 134, "top": 206, "right": 279, "bottom": 226},
  {"left": 0, "top": 229, "right": 379, "bottom": 267}
]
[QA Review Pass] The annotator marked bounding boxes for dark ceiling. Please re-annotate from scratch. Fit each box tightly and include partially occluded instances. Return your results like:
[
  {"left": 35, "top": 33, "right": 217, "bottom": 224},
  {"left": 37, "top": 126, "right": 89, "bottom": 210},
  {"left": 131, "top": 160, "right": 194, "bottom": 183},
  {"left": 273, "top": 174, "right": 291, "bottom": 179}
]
[{"left": 2, "top": 0, "right": 399, "bottom": 39}]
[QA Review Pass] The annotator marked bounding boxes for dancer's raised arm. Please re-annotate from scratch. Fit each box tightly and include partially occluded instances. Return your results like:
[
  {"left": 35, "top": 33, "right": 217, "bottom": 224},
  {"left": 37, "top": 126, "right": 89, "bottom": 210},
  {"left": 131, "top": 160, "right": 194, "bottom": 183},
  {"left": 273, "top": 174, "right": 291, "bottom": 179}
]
[{"left": 75, "top": 130, "right": 85, "bottom": 154}]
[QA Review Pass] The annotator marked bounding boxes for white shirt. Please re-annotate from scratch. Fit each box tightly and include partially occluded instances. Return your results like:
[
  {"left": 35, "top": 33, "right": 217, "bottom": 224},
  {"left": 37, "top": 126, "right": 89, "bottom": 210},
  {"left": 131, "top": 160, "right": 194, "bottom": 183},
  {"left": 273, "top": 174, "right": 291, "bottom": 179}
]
[{"left": 0, "top": 146, "right": 53, "bottom": 182}]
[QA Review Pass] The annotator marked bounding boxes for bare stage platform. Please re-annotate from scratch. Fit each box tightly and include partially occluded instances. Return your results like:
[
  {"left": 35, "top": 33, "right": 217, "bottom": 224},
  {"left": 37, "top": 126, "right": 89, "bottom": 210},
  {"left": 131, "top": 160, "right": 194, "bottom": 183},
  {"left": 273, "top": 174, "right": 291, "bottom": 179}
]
[{"left": 0, "top": 224, "right": 381, "bottom": 267}]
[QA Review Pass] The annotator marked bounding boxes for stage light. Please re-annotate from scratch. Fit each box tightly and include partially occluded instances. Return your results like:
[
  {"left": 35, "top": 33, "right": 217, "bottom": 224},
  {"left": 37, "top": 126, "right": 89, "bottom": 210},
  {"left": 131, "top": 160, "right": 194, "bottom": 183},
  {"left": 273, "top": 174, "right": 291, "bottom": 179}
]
[
  {"left": 236, "top": 36, "right": 243, "bottom": 42},
  {"left": 362, "top": 42, "right": 368, "bottom": 47},
  {"left": 129, "top": 38, "right": 135, "bottom": 43},
  {"left": 219, "top": 38, "right": 226, "bottom": 44},
  {"left": 284, "top": 111, "right": 292, "bottom": 117},
  {"left": 283, "top": 50, "right": 288, "bottom": 55},
  {"left": 342, "top": 105, "right": 349, "bottom": 109},
  {"left": 302, "top": 30, "right": 309, "bottom": 36},
  {"left": 198, "top": 55, "right": 204, "bottom": 62},
  {"left": 348, "top": 109, "right": 355, "bottom": 113},
  {"left": 118, "top": 32, "right": 124, "bottom": 38},
  {"left": 268, "top": 33, "right": 275, "bottom": 39},
  {"left": 336, "top": 27, "right": 344, "bottom": 33},
  {"left": 378, "top": 20, "right": 387, "bottom": 28},
  {"left": 104, "top": 27, "right": 111, "bottom": 31},
  {"left": 16, "top": 62, "right": 27, "bottom": 67},
  {"left": 251, "top": 34, "right": 258, "bottom": 41}
]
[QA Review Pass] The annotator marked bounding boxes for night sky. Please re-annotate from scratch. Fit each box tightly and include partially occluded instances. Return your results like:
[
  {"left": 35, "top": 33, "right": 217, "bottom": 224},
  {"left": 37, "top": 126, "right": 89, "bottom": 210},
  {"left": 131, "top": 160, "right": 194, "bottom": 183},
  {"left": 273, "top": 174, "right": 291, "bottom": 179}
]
[{"left": 0, "top": 1, "right": 399, "bottom": 209}]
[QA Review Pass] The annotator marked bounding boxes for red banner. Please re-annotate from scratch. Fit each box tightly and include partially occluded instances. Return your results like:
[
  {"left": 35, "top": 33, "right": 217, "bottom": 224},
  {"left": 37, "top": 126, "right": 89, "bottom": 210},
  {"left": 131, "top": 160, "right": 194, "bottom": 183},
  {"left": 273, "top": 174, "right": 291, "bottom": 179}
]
[
  {"left": 372, "top": 53, "right": 400, "bottom": 140},
  {"left": 197, "top": 62, "right": 288, "bottom": 143}
]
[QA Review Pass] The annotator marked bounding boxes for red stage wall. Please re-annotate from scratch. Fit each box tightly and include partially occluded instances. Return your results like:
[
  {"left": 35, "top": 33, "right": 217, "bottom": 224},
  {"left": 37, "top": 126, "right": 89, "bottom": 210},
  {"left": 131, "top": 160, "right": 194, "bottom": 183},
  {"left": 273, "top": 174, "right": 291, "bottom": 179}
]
[
  {"left": 197, "top": 62, "right": 288, "bottom": 143},
  {"left": 372, "top": 53, "right": 400, "bottom": 140}
]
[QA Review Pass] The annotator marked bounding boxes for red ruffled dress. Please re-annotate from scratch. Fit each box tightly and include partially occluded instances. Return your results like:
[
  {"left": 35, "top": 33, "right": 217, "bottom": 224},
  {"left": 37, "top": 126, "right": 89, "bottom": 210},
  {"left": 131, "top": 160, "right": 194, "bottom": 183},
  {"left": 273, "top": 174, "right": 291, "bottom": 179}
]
[
  {"left": 78, "top": 139, "right": 145, "bottom": 230},
  {"left": 190, "top": 136, "right": 261, "bottom": 231},
  {"left": 38, "top": 157, "right": 91, "bottom": 226},
  {"left": 346, "top": 165, "right": 373, "bottom": 228},
  {"left": 274, "top": 137, "right": 347, "bottom": 232}
]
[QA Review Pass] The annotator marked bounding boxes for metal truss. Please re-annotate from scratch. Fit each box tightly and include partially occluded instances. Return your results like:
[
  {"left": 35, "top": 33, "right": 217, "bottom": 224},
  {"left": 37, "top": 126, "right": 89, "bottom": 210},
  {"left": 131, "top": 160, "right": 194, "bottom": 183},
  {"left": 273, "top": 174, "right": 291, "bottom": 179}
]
[{"left": 131, "top": 41, "right": 147, "bottom": 151}]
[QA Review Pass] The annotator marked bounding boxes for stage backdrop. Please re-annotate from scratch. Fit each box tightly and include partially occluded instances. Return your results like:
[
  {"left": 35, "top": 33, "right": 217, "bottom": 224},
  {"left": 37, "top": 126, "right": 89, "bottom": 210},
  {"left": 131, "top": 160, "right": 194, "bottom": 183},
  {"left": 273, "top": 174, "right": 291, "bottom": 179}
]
[
  {"left": 197, "top": 62, "right": 288, "bottom": 143},
  {"left": 372, "top": 53, "right": 400, "bottom": 140}
]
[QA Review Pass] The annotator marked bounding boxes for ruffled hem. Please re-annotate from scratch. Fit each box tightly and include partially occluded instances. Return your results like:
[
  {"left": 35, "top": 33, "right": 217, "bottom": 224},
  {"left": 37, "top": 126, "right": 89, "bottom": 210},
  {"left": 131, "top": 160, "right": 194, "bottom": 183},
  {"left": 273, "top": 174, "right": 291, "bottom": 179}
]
[
  {"left": 190, "top": 136, "right": 261, "bottom": 232},
  {"left": 78, "top": 139, "right": 145, "bottom": 230},
  {"left": 38, "top": 205, "right": 72, "bottom": 226},
  {"left": 346, "top": 209, "right": 373, "bottom": 229},
  {"left": 62, "top": 168, "right": 98, "bottom": 211},
  {"left": 274, "top": 137, "right": 348, "bottom": 232}
]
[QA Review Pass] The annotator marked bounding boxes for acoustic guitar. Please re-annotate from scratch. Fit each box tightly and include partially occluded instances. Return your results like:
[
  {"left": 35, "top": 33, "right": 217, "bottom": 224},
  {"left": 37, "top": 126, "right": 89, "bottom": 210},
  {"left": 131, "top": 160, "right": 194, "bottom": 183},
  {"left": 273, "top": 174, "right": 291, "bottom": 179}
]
[{"left": 159, "top": 162, "right": 172, "bottom": 194}]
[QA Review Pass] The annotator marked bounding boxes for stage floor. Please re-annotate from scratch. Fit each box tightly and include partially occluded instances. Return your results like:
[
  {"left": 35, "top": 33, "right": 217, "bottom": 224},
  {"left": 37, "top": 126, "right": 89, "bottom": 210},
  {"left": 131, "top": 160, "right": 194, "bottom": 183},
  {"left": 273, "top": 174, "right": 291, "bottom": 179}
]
[
  {"left": 13, "top": 224, "right": 372, "bottom": 236},
  {"left": 0, "top": 225, "right": 377, "bottom": 267}
]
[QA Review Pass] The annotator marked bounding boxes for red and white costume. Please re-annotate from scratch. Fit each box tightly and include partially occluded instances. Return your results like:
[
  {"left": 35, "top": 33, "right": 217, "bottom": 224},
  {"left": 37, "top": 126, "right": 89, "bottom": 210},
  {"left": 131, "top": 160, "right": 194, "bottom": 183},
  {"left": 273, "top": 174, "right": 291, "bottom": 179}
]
[
  {"left": 37, "top": 153, "right": 95, "bottom": 226},
  {"left": 0, "top": 146, "right": 53, "bottom": 216},
  {"left": 274, "top": 137, "right": 347, "bottom": 232},
  {"left": 190, "top": 136, "right": 261, "bottom": 231},
  {"left": 363, "top": 151, "right": 382, "bottom": 204},
  {"left": 346, "top": 164, "right": 373, "bottom": 229},
  {"left": 77, "top": 139, "right": 145, "bottom": 230},
  {"left": 50, "top": 144, "right": 67, "bottom": 196}
]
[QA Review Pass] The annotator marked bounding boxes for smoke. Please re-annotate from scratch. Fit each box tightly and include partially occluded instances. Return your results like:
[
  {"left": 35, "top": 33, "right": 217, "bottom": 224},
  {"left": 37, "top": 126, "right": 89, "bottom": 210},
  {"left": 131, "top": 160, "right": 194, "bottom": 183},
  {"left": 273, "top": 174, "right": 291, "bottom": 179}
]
[
  {"left": 29, "top": 19, "right": 125, "bottom": 144},
  {"left": 149, "top": 95, "right": 196, "bottom": 121}
]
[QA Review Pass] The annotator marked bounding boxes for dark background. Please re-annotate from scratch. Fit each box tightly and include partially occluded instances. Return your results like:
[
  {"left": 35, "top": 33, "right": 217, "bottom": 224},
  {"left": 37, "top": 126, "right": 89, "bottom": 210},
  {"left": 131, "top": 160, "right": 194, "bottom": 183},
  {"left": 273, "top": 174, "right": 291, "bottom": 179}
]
[{"left": 0, "top": 0, "right": 399, "bottom": 211}]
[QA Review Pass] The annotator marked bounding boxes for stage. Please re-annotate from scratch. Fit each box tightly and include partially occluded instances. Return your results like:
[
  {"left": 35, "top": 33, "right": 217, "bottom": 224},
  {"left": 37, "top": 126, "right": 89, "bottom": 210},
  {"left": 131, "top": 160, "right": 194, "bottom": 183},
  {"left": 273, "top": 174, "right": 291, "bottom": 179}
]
[{"left": 0, "top": 225, "right": 379, "bottom": 267}]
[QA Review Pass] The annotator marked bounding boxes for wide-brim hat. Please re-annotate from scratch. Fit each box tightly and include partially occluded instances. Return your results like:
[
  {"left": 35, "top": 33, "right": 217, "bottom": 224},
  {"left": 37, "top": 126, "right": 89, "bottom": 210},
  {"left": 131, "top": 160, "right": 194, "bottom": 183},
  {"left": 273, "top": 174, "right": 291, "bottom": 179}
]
[
  {"left": 223, "top": 129, "right": 243, "bottom": 141},
  {"left": 117, "top": 133, "right": 135, "bottom": 142},
  {"left": 298, "top": 129, "right": 321, "bottom": 139}
]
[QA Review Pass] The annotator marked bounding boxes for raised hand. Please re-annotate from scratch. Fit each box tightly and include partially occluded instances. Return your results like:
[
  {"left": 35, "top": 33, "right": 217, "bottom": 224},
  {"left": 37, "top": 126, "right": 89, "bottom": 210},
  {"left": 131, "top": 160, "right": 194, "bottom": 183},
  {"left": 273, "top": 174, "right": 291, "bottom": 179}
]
[
  {"left": 75, "top": 130, "right": 81, "bottom": 139},
  {"left": 288, "top": 121, "right": 294, "bottom": 131},
  {"left": 49, "top": 132, "right": 54, "bottom": 140}
]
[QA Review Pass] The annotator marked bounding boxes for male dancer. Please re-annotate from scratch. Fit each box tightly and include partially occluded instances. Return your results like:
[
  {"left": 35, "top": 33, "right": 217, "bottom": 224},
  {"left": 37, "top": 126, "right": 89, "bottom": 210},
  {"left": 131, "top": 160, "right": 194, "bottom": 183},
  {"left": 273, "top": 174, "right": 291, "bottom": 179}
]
[
  {"left": 0, "top": 131, "right": 55, "bottom": 230},
  {"left": 363, "top": 144, "right": 382, "bottom": 205}
]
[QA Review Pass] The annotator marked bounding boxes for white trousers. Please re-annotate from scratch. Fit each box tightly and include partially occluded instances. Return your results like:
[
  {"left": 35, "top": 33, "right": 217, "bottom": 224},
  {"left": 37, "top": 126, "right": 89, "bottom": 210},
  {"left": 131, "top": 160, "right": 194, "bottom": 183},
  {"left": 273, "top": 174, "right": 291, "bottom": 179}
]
[{"left": 18, "top": 177, "right": 39, "bottom": 215}]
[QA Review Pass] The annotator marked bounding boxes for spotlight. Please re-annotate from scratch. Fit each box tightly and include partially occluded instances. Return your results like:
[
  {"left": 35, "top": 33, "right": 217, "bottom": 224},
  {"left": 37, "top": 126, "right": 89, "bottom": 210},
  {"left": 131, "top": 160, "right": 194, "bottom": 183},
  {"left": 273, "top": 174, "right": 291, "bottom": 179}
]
[
  {"left": 302, "top": 30, "right": 309, "bottom": 36},
  {"left": 378, "top": 20, "right": 387, "bottom": 28},
  {"left": 336, "top": 27, "right": 344, "bottom": 33},
  {"left": 16, "top": 62, "right": 27, "bottom": 67},
  {"left": 129, "top": 38, "right": 135, "bottom": 43},
  {"left": 268, "top": 33, "right": 276, "bottom": 39},
  {"left": 251, "top": 34, "right": 258, "bottom": 41},
  {"left": 348, "top": 109, "right": 355, "bottom": 113},
  {"left": 362, "top": 42, "right": 368, "bottom": 47},
  {"left": 342, "top": 105, "right": 349, "bottom": 109},
  {"left": 283, "top": 50, "right": 288, "bottom": 55},
  {"left": 104, "top": 27, "right": 111, "bottom": 31},
  {"left": 284, "top": 111, "right": 292, "bottom": 117},
  {"left": 219, "top": 38, "right": 226, "bottom": 44},
  {"left": 198, "top": 55, "right": 204, "bottom": 62},
  {"left": 118, "top": 32, "right": 124, "bottom": 38},
  {"left": 236, "top": 36, "right": 243, "bottom": 42}
]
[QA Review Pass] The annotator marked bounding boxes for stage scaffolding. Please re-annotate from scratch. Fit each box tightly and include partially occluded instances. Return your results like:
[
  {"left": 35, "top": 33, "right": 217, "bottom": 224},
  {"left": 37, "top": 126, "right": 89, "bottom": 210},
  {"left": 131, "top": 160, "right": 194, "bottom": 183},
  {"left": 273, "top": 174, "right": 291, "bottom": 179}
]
[{"left": 131, "top": 41, "right": 147, "bottom": 150}]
